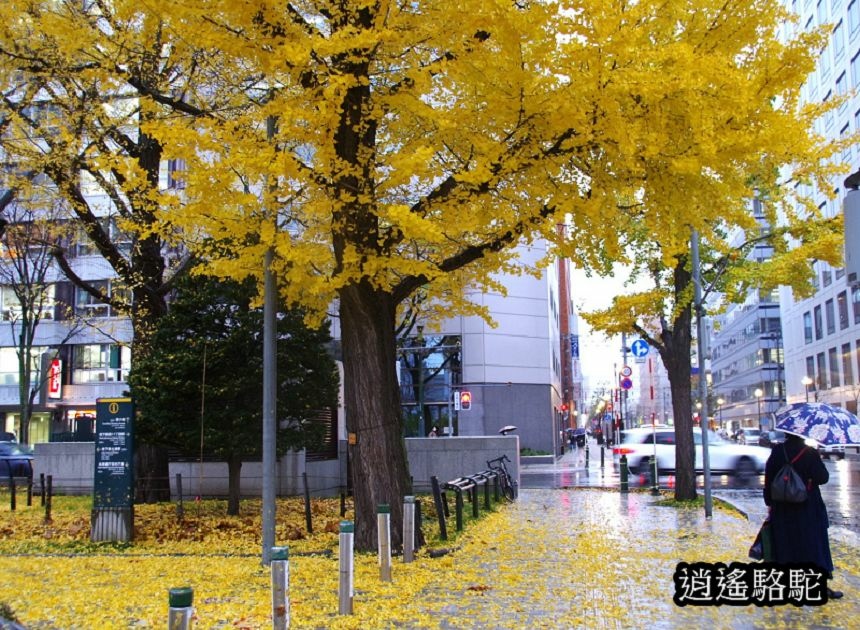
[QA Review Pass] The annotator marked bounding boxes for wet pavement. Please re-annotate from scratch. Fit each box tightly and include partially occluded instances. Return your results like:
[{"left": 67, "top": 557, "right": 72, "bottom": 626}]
[
  {"left": 433, "top": 487, "right": 860, "bottom": 629},
  {"left": 521, "top": 440, "right": 860, "bottom": 539}
]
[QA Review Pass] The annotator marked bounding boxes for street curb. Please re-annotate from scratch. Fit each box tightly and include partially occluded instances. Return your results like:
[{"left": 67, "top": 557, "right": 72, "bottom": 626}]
[{"left": 713, "top": 496, "right": 752, "bottom": 521}]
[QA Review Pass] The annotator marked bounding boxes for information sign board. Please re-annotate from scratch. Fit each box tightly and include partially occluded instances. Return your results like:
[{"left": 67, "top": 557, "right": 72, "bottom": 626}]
[{"left": 93, "top": 398, "right": 134, "bottom": 508}]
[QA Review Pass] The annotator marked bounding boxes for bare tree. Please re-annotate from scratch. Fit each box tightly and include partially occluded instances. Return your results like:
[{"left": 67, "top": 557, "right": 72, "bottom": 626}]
[{"left": 0, "top": 197, "right": 82, "bottom": 444}]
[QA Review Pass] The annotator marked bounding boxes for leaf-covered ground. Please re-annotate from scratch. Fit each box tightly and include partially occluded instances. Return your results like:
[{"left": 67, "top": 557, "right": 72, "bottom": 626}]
[{"left": 0, "top": 488, "right": 858, "bottom": 628}]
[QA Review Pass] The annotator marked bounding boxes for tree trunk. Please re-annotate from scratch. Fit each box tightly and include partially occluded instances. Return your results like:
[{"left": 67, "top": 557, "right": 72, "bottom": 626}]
[
  {"left": 227, "top": 454, "right": 242, "bottom": 516},
  {"left": 656, "top": 260, "right": 697, "bottom": 501},
  {"left": 134, "top": 442, "right": 170, "bottom": 502},
  {"left": 339, "top": 281, "right": 413, "bottom": 551}
]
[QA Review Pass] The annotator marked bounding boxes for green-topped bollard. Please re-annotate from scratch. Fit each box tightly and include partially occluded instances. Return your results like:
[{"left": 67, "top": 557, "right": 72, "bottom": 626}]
[
  {"left": 271, "top": 546, "right": 289, "bottom": 629},
  {"left": 168, "top": 586, "right": 193, "bottom": 630},
  {"left": 650, "top": 458, "right": 661, "bottom": 496},
  {"left": 377, "top": 504, "right": 392, "bottom": 582},
  {"left": 338, "top": 521, "right": 354, "bottom": 615},
  {"left": 619, "top": 455, "right": 629, "bottom": 493}
]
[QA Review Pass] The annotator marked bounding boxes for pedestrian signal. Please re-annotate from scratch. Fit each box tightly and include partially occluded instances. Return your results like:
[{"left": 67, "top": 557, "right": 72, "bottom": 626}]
[{"left": 459, "top": 390, "right": 472, "bottom": 411}]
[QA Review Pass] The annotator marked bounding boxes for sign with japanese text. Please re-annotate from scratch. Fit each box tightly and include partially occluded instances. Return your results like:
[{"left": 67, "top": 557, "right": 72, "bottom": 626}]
[{"left": 93, "top": 398, "right": 134, "bottom": 508}]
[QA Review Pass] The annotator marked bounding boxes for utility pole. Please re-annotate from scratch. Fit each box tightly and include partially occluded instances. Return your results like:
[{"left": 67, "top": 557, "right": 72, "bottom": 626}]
[
  {"left": 262, "top": 115, "right": 278, "bottom": 565},
  {"left": 691, "top": 228, "right": 713, "bottom": 519}
]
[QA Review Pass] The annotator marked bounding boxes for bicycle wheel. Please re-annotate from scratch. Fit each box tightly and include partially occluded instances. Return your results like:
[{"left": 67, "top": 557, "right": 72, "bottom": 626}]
[{"left": 502, "top": 481, "right": 515, "bottom": 501}]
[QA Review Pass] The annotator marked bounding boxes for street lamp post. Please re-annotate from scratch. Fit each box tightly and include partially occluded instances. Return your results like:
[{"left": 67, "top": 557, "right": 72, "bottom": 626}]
[
  {"left": 717, "top": 397, "right": 725, "bottom": 431},
  {"left": 754, "top": 388, "right": 763, "bottom": 432},
  {"left": 801, "top": 375, "right": 813, "bottom": 403}
]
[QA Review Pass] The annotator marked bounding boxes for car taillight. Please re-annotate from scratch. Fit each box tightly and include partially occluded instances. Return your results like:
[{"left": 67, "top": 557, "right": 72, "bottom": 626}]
[{"left": 613, "top": 447, "right": 635, "bottom": 455}]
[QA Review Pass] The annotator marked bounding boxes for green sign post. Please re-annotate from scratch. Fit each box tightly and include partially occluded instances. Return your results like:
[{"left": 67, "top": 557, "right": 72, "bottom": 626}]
[{"left": 91, "top": 397, "right": 134, "bottom": 542}]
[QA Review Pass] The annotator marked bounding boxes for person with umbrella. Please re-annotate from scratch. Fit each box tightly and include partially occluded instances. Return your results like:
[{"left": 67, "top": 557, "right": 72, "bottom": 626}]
[{"left": 766, "top": 402, "right": 860, "bottom": 601}]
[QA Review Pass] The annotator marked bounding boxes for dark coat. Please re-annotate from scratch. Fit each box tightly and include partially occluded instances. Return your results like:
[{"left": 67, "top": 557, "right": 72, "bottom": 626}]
[{"left": 763, "top": 435, "right": 833, "bottom": 575}]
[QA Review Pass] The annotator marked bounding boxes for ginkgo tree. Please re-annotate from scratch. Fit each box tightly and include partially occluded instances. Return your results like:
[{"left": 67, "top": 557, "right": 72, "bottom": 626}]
[
  {"left": 581, "top": 205, "right": 845, "bottom": 501},
  {"left": 0, "top": 0, "right": 844, "bottom": 550}
]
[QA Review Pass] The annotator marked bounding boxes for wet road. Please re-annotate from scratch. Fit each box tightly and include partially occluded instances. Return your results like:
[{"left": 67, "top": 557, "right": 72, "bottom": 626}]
[{"left": 521, "top": 440, "right": 860, "bottom": 536}]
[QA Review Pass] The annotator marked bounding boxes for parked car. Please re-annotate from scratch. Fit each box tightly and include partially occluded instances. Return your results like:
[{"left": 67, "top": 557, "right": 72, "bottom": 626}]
[
  {"left": 818, "top": 443, "right": 846, "bottom": 460},
  {"left": 759, "top": 430, "right": 786, "bottom": 448},
  {"left": 612, "top": 427, "right": 770, "bottom": 481},
  {"left": 0, "top": 431, "right": 16, "bottom": 442},
  {"left": 735, "top": 428, "right": 762, "bottom": 445},
  {"left": 0, "top": 442, "right": 33, "bottom": 477}
]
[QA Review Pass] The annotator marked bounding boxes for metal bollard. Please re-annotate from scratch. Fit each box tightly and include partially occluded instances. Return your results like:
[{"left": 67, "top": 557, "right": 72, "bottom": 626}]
[
  {"left": 600, "top": 446, "right": 605, "bottom": 469},
  {"left": 620, "top": 455, "right": 629, "bottom": 493},
  {"left": 338, "top": 521, "right": 354, "bottom": 614},
  {"left": 377, "top": 504, "right": 392, "bottom": 582},
  {"left": 44, "top": 475, "right": 52, "bottom": 523},
  {"left": 403, "top": 497, "right": 415, "bottom": 563},
  {"left": 585, "top": 445, "right": 589, "bottom": 467},
  {"left": 168, "top": 586, "right": 193, "bottom": 630},
  {"left": 271, "top": 546, "right": 289, "bottom": 629},
  {"left": 651, "top": 459, "right": 660, "bottom": 495},
  {"left": 175, "top": 473, "right": 184, "bottom": 521}
]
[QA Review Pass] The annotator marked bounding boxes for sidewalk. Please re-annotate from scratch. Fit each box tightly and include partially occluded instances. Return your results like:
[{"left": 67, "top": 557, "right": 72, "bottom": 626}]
[{"left": 428, "top": 487, "right": 860, "bottom": 629}]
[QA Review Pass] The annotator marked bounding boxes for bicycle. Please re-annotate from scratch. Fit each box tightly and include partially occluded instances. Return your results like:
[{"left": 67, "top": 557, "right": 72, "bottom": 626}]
[{"left": 487, "top": 454, "right": 516, "bottom": 501}]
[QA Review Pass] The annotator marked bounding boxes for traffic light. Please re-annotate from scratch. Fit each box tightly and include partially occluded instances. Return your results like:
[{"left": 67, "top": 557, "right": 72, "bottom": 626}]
[
  {"left": 459, "top": 390, "right": 472, "bottom": 411},
  {"left": 561, "top": 403, "right": 568, "bottom": 412}
]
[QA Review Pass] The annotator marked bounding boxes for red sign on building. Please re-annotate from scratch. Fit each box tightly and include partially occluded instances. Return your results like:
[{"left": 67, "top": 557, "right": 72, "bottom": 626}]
[{"left": 47, "top": 358, "right": 62, "bottom": 399}]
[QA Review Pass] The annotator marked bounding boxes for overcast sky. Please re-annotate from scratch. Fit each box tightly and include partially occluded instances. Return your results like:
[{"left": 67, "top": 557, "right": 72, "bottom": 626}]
[{"left": 571, "top": 265, "right": 647, "bottom": 396}]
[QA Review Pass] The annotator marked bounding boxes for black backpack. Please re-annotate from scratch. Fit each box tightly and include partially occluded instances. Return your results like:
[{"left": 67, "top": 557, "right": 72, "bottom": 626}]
[{"left": 771, "top": 446, "right": 808, "bottom": 503}]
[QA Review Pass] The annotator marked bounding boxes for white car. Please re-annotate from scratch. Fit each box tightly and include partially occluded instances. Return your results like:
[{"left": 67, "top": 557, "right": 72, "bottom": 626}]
[{"left": 612, "top": 427, "right": 770, "bottom": 481}]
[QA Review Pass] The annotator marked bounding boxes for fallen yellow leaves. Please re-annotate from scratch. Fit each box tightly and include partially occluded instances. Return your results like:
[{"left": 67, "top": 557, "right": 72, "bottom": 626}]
[{"left": 0, "top": 489, "right": 857, "bottom": 628}]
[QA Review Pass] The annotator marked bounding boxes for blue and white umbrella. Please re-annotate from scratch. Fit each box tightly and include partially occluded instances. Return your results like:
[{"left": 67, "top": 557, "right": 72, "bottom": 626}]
[{"left": 773, "top": 402, "right": 860, "bottom": 446}]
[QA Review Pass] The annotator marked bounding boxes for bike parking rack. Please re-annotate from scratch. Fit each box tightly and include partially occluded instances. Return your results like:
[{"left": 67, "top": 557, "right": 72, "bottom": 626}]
[{"left": 430, "top": 468, "right": 504, "bottom": 536}]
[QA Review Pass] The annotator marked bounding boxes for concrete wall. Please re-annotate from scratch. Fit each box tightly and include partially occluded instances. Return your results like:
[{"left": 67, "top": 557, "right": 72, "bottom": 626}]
[
  {"left": 32, "top": 442, "right": 94, "bottom": 494},
  {"left": 406, "top": 435, "right": 519, "bottom": 493},
  {"left": 32, "top": 437, "right": 518, "bottom": 498}
]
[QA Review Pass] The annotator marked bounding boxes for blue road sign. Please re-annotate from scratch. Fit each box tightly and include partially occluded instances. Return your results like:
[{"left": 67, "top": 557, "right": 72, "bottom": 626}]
[
  {"left": 630, "top": 339, "right": 649, "bottom": 358},
  {"left": 620, "top": 377, "right": 633, "bottom": 390}
]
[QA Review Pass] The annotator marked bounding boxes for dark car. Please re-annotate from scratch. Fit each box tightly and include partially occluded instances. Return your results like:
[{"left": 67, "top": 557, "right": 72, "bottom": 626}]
[
  {"left": 0, "top": 431, "right": 16, "bottom": 442},
  {"left": 0, "top": 442, "right": 33, "bottom": 477},
  {"left": 759, "top": 430, "right": 787, "bottom": 448}
]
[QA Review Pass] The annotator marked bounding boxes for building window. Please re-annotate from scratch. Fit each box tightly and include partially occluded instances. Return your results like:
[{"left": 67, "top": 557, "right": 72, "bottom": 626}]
[
  {"left": 854, "top": 287, "right": 860, "bottom": 323},
  {"left": 829, "top": 346, "right": 841, "bottom": 388},
  {"left": 167, "top": 158, "right": 187, "bottom": 190},
  {"left": 71, "top": 344, "right": 130, "bottom": 384},
  {"left": 838, "top": 290, "right": 850, "bottom": 329},
  {"left": 817, "top": 352, "right": 828, "bottom": 389},
  {"left": 850, "top": 0, "right": 860, "bottom": 33},
  {"left": 834, "top": 22, "right": 846, "bottom": 60},
  {"left": 807, "top": 355, "right": 817, "bottom": 390},
  {"left": 826, "top": 298, "right": 836, "bottom": 334},
  {"left": 803, "top": 311, "right": 814, "bottom": 343},
  {"left": 74, "top": 281, "right": 129, "bottom": 318},
  {"left": 74, "top": 218, "right": 132, "bottom": 257},
  {"left": 0, "top": 346, "right": 44, "bottom": 386},
  {"left": 0, "top": 285, "right": 55, "bottom": 321},
  {"left": 843, "top": 343, "right": 854, "bottom": 386},
  {"left": 814, "top": 304, "right": 823, "bottom": 339}
]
